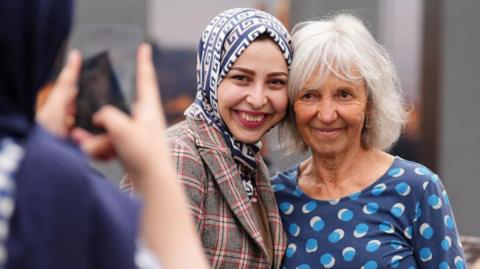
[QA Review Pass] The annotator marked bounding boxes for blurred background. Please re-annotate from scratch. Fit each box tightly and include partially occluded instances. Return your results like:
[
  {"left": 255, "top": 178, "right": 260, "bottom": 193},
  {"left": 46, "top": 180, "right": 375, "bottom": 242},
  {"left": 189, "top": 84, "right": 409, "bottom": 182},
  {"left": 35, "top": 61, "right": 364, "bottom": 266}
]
[{"left": 64, "top": 0, "right": 479, "bottom": 239}]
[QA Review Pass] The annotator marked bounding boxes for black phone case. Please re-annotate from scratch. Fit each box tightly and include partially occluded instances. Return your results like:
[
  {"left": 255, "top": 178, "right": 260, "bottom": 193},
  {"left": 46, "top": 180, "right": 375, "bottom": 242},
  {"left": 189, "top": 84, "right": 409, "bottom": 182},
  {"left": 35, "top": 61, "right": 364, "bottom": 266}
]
[{"left": 75, "top": 51, "right": 130, "bottom": 133}]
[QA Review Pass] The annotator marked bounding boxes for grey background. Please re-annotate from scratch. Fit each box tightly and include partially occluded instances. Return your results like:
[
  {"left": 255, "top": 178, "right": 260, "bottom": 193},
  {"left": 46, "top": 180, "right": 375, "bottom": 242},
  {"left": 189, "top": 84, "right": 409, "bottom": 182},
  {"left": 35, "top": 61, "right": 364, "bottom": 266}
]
[{"left": 440, "top": 0, "right": 480, "bottom": 237}]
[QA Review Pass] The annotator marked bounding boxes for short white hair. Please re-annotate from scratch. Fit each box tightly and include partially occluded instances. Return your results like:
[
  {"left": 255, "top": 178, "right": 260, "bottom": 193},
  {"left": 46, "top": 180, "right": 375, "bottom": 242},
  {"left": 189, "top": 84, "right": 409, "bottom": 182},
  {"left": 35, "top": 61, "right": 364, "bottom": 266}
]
[{"left": 280, "top": 13, "right": 407, "bottom": 153}]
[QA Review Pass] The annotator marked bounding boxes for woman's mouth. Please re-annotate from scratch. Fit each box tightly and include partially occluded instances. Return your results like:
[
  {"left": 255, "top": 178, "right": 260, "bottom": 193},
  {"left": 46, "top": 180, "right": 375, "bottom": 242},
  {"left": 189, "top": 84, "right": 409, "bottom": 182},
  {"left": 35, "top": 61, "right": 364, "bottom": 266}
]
[
  {"left": 312, "top": 127, "right": 344, "bottom": 136},
  {"left": 235, "top": 111, "right": 268, "bottom": 128}
]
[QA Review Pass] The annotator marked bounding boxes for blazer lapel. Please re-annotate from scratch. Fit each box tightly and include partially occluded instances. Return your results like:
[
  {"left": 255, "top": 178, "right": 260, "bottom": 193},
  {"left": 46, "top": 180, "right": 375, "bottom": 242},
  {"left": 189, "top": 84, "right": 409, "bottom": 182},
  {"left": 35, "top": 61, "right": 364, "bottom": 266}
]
[
  {"left": 256, "top": 161, "right": 287, "bottom": 268},
  {"left": 189, "top": 117, "right": 271, "bottom": 262},
  {"left": 197, "top": 146, "right": 270, "bottom": 259}
]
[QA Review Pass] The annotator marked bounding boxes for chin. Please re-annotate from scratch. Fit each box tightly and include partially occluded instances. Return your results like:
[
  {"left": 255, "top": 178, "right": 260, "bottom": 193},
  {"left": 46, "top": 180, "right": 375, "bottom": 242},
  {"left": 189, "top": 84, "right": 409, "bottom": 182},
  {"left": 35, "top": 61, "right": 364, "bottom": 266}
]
[
  {"left": 233, "top": 130, "right": 265, "bottom": 144},
  {"left": 311, "top": 143, "right": 345, "bottom": 157},
  {"left": 236, "top": 135, "right": 262, "bottom": 144}
]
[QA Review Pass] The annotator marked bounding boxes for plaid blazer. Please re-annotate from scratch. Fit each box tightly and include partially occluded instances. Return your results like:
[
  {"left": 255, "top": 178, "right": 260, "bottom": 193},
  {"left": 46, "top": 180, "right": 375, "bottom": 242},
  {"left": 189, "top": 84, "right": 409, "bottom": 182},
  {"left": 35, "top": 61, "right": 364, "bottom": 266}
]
[{"left": 165, "top": 118, "right": 286, "bottom": 268}]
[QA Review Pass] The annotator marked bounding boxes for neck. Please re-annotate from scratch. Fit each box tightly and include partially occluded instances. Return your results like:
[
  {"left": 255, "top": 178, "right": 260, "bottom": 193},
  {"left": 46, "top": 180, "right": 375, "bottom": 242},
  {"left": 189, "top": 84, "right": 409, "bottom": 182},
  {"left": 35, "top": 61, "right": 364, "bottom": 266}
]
[
  {"left": 311, "top": 145, "right": 368, "bottom": 182},
  {"left": 299, "top": 146, "right": 392, "bottom": 200}
]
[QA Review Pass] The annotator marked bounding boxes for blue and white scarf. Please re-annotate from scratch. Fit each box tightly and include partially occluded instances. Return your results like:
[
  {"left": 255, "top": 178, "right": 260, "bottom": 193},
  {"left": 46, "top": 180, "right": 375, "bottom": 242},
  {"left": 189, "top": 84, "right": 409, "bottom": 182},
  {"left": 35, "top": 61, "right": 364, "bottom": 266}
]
[
  {"left": 0, "top": 138, "right": 24, "bottom": 267},
  {"left": 185, "top": 8, "right": 292, "bottom": 198}
]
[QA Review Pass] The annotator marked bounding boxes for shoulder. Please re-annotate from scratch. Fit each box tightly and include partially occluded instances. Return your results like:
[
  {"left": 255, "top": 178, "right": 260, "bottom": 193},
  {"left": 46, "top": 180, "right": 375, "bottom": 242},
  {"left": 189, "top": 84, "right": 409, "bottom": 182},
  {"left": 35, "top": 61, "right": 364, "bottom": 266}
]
[
  {"left": 19, "top": 125, "right": 138, "bottom": 210},
  {"left": 165, "top": 120, "right": 209, "bottom": 195},
  {"left": 391, "top": 157, "right": 438, "bottom": 182},
  {"left": 271, "top": 163, "right": 301, "bottom": 192},
  {"left": 386, "top": 157, "right": 444, "bottom": 197},
  {"left": 166, "top": 120, "right": 196, "bottom": 148},
  {"left": 165, "top": 119, "right": 219, "bottom": 154},
  {"left": 165, "top": 120, "right": 203, "bottom": 167},
  {"left": 20, "top": 125, "right": 95, "bottom": 187},
  {"left": 12, "top": 125, "right": 139, "bottom": 267}
]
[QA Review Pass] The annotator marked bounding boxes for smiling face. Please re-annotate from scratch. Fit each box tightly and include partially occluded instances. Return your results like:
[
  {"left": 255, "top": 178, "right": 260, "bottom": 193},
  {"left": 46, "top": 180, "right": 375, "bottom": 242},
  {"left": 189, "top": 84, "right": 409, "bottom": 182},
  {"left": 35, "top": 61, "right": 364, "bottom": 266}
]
[
  {"left": 293, "top": 71, "right": 369, "bottom": 157},
  {"left": 217, "top": 38, "right": 288, "bottom": 144}
]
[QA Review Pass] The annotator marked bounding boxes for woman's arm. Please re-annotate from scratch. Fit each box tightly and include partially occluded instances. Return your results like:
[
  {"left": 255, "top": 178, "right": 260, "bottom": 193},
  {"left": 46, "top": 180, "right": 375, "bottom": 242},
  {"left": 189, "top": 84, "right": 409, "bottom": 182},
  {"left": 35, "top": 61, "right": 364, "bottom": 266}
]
[
  {"left": 411, "top": 175, "right": 466, "bottom": 268},
  {"left": 42, "top": 44, "right": 208, "bottom": 269},
  {"left": 84, "top": 44, "right": 208, "bottom": 269}
]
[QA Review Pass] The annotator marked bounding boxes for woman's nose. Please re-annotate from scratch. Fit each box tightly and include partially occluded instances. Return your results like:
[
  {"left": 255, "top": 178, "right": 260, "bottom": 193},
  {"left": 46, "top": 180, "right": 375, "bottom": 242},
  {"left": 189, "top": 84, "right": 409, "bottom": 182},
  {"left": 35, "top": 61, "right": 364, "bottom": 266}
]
[
  {"left": 245, "top": 85, "right": 268, "bottom": 109},
  {"left": 316, "top": 99, "right": 338, "bottom": 123}
]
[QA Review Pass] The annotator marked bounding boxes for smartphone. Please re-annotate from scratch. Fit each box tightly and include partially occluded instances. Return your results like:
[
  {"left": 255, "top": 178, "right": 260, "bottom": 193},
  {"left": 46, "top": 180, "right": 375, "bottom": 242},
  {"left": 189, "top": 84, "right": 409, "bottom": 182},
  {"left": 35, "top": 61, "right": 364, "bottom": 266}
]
[{"left": 75, "top": 51, "right": 130, "bottom": 134}]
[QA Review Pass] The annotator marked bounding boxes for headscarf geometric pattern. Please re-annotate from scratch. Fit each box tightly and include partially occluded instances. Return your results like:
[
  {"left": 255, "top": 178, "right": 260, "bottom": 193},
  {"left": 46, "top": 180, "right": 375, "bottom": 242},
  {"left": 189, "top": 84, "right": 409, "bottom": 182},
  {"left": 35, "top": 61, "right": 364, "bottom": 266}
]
[{"left": 185, "top": 8, "right": 292, "bottom": 198}]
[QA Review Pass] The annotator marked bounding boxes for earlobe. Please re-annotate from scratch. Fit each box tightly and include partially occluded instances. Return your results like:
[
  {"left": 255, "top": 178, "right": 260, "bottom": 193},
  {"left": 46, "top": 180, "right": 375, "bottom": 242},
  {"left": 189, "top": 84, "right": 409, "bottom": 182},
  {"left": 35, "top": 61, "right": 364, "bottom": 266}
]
[{"left": 363, "top": 115, "right": 369, "bottom": 130}]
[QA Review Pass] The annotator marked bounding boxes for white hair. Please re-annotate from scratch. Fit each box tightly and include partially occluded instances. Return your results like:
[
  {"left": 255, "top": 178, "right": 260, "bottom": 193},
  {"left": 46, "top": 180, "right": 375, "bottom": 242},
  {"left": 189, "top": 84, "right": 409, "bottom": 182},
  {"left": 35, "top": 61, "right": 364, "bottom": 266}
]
[{"left": 280, "top": 13, "right": 407, "bottom": 153}]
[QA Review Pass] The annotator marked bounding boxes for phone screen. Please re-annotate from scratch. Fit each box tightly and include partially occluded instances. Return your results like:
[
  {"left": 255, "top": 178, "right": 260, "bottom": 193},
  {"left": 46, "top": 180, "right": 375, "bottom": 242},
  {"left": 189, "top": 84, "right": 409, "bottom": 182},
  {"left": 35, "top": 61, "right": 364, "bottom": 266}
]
[{"left": 75, "top": 51, "right": 129, "bottom": 133}]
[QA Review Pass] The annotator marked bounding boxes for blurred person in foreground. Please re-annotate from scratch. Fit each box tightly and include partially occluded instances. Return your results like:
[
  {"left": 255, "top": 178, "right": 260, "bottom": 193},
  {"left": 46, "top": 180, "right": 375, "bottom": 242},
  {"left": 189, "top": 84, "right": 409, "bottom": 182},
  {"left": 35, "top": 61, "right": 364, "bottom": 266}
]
[
  {"left": 122, "top": 7, "right": 293, "bottom": 268},
  {"left": 0, "top": 0, "right": 208, "bottom": 268},
  {"left": 272, "top": 14, "right": 466, "bottom": 268}
]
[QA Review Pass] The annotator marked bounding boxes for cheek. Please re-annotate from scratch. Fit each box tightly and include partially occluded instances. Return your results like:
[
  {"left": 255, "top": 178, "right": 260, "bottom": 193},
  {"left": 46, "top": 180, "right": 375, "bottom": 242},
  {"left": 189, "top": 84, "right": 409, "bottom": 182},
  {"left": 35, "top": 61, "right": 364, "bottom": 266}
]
[
  {"left": 342, "top": 105, "right": 367, "bottom": 126},
  {"left": 293, "top": 104, "right": 316, "bottom": 127},
  {"left": 217, "top": 84, "right": 240, "bottom": 111},
  {"left": 269, "top": 90, "right": 288, "bottom": 113}
]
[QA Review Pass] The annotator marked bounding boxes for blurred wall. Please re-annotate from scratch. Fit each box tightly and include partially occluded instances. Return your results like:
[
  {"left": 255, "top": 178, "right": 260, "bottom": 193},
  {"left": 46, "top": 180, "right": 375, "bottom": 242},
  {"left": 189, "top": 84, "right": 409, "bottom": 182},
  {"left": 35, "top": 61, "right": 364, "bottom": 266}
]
[
  {"left": 290, "top": 0, "right": 379, "bottom": 33},
  {"left": 74, "top": 0, "right": 146, "bottom": 30},
  {"left": 440, "top": 0, "right": 480, "bottom": 237},
  {"left": 378, "top": 0, "right": 423, "bottom": 104},
  {"left": 147, "top": 0, "right": 258, "bottom": 48}
]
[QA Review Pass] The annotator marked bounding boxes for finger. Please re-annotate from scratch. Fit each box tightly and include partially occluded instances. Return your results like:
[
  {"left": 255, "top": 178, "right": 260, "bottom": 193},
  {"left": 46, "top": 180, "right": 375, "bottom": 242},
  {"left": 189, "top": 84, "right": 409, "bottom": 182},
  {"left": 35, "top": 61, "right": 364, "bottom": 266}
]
[
  {"left": 80, "top": 135, "right": 116, "bottom": 160},
  {"left": 54, "top": 50, "right": 82, "bottom": 95},
  {"left": 71, "top": 128, "right": 115, "bottom": 160},
  {"left": 93, "top": 105, "right": 132, "bottom": 140},
  {"left": 136, "top": 44, "right": 161, "bottom": 107},
  {"left": 70, "top": 127, "right": 94, "bottom": 144}
]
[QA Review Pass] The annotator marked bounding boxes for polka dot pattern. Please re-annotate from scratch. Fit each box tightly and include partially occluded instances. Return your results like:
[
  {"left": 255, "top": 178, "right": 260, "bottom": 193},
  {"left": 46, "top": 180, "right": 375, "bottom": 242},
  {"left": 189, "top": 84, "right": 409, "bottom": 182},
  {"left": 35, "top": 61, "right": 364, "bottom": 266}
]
[{"left": 273, "top": 157, "right": 466, "bottom": 268}]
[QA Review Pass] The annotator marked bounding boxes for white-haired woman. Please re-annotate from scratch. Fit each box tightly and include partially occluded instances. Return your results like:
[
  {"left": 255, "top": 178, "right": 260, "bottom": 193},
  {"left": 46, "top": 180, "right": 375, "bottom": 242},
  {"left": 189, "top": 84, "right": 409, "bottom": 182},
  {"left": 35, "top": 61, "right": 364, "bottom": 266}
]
[{"left": 272, "top": 14, "right": 466, "bottom": 268}]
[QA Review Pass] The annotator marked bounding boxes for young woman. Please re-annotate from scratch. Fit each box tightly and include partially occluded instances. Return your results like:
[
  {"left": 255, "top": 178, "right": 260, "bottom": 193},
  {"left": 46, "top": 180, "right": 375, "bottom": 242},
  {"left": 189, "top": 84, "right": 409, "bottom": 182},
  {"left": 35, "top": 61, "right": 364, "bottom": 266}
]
[{"left": 123, "top": 7, "right": 293, "bottom": 268}]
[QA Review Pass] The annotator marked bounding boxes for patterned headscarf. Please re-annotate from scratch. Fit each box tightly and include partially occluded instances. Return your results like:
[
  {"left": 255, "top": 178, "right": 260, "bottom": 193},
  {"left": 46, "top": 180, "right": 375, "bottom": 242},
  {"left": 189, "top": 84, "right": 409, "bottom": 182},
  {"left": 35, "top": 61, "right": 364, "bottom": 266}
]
[{"left": 185, "top": 8, "right": 292, "bottom": 198}]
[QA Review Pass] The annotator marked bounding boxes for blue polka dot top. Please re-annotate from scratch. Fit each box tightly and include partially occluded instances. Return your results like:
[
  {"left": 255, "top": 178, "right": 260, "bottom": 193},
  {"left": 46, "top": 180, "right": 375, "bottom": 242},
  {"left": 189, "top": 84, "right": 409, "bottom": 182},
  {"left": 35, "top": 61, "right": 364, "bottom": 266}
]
[{"left": 272, "top": 157, "right": 466, "bottom": 269}]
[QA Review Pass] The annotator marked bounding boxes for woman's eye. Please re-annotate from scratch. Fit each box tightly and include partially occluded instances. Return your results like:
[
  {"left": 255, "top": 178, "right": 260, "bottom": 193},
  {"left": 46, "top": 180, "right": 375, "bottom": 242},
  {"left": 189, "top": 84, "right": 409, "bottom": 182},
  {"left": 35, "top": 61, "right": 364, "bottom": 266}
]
[
  {"left": 300, "top": 92, "right": 315, "bottom": 100},
  {"left": 269, "top": 79, "right": 286, "bottom": 86},
  {"left": 338, "top": 90, "right": 353, "bottom": 99},
  {"left": 232, "top": 75, "right": 247, "bottom": 81}
]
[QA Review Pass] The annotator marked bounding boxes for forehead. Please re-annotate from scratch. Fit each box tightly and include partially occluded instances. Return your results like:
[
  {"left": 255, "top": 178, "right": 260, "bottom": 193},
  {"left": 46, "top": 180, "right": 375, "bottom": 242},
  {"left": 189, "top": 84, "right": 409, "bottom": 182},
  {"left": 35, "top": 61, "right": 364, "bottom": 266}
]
[{"left": 303, "top": 67, "right": 364, "bottom": 90}]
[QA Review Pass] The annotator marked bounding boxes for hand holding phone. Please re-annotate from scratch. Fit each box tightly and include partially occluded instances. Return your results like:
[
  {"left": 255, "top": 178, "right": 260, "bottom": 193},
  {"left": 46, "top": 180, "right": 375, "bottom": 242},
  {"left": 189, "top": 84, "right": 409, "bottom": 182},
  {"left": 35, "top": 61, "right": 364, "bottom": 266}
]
[{"left": 75, "top": 51, "right": 129, "bottom": 133}]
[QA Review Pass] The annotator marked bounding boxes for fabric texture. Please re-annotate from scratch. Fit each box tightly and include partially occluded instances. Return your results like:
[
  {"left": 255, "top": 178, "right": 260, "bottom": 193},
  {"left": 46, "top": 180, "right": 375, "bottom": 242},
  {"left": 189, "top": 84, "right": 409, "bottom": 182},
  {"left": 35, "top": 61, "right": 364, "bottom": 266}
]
[
  {"left": 272, "top": 157, "right": 466, "bottom": 269},
  {"left": 0, "top": 0, "right": 72, "bottom": 125},
  {"left": 185, "top": 8, "right": 292, "bottom": 198},
  {"left": 145, "top": 118, "right": 285, "bottom": 268},
  {"left": 0, "top": 0, "right": 73, "bottom": 266},
  {"left": 7, "top": 126, "right": 140, "bottom": 269}
]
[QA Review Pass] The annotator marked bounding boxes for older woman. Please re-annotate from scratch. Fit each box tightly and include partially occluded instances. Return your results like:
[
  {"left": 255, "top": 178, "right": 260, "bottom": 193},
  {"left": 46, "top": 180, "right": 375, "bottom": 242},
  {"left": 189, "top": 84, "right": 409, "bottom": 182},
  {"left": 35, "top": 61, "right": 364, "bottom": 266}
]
[{"left": 272, "top": 14, "right": 466, "bottom": 268}]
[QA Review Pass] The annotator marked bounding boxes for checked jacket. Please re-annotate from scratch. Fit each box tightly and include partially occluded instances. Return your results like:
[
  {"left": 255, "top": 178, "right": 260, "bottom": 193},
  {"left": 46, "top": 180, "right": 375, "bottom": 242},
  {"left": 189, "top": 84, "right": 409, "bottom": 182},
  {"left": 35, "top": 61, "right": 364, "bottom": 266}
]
[{"left": 164, "top": 118, "right": 286, "bottom": 268}]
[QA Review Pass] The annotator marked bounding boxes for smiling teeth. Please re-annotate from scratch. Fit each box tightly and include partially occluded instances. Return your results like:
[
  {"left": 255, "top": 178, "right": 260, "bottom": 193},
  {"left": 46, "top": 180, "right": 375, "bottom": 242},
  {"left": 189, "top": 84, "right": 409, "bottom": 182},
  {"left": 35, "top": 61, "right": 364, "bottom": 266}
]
[{"left": 239, "top": 112, "right": 265, "bottom": 122}]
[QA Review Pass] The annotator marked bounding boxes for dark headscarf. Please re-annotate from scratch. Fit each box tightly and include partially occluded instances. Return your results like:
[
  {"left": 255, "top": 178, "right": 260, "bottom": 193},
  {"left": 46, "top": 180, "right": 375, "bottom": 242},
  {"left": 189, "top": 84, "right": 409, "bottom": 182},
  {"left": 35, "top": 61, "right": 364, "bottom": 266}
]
[
  {"left": 0, "top": 0, "right": 73, "bottom": 139},
  {"left": 0, "top": 0, "right": 73, "bottom": 265},
  {"left": 185, "top": 8, "right": 292, "bottom": 198}
]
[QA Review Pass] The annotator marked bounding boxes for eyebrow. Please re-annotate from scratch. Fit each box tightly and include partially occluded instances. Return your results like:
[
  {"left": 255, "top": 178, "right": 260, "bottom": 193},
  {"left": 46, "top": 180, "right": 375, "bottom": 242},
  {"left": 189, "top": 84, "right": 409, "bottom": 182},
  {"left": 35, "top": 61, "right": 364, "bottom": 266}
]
[{"left": 230, "top": 67, "right": 288, "bottom": 77}]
